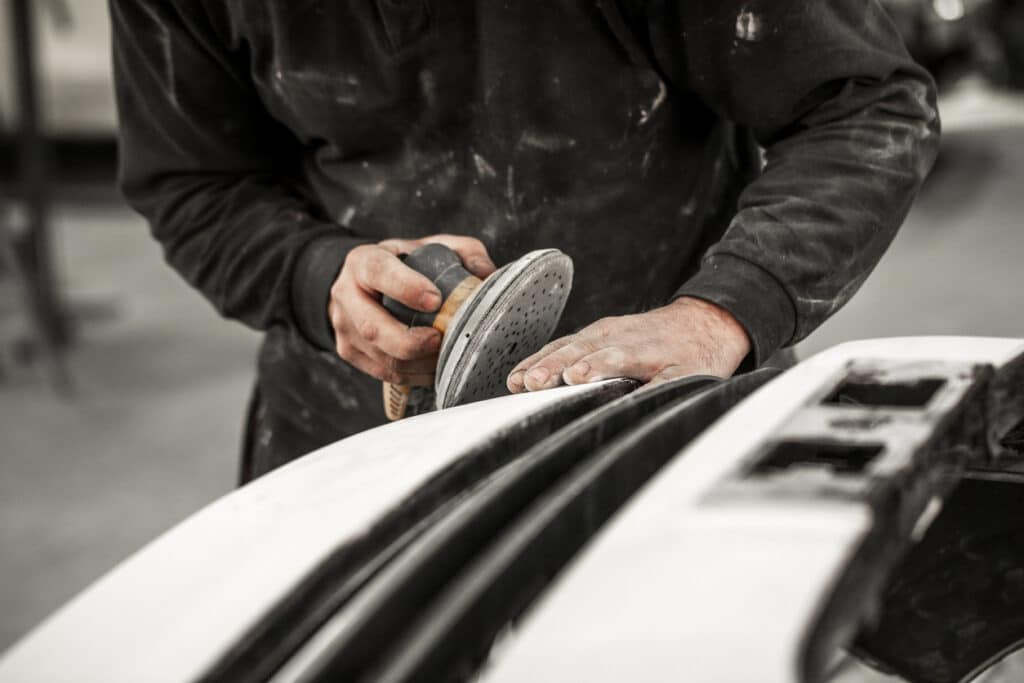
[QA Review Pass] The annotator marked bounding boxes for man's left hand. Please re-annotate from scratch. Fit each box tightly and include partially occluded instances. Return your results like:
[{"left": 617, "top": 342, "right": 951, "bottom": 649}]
[{"left": 506, "top": 297, "right": 751, "bottom": 393}]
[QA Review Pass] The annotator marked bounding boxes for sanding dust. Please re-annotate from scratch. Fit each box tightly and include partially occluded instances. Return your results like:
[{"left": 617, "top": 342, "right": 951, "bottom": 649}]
[{"left": 735, "top": 9, "right": 762, "bottom": 43}]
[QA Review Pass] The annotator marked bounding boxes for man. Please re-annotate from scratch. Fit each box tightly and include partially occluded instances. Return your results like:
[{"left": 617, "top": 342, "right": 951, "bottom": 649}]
[{"left": 109, "top": 1, "right": 939, "bottom": 481}]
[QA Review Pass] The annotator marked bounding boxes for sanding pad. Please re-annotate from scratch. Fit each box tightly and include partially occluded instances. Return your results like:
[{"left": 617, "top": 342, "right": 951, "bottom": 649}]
[{"left": 435, "top": 249, "right": 573, "bottom": 409}]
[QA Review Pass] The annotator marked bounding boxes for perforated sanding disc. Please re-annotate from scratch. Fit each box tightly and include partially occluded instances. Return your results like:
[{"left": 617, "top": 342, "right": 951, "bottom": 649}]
[{"left": 435, "top": 249, "right": 573, "bottom": 409}]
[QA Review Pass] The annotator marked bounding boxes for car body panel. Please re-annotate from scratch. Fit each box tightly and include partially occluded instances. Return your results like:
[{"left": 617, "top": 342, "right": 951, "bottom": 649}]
[
  {"left": 0, "top": 380, "right": 630, "bottom": 683},
  {"left": 479, "top": 337, "right": 1024, "bottom": 683},
  {"left": 276, "top": 373, "right": 778, "bottom": 682},
  {"left": 4, "top": 337, "right": 1022, "bottom": 683}
]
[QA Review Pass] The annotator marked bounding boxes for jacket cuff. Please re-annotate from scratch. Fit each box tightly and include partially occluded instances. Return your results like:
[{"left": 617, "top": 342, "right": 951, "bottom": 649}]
[
  {"left": 291, "top": 234, "right": 373, "bottom": 351},
  {"left": 673, "top": 254, "right": 796, "bottom": 368}
]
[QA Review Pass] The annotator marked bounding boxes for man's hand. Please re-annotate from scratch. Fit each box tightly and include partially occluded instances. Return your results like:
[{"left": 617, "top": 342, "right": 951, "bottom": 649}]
[
  {"left": 506, "top": 297, "right": 751, "bottom": 392},
  {"left": 329, "top": 234, "right": 496, "bottom": 385}
]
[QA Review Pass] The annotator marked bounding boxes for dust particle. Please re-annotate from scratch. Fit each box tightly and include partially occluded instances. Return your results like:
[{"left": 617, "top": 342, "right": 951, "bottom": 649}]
[{"left": 735, "top": 9, "right": 762, "bottom": 42}]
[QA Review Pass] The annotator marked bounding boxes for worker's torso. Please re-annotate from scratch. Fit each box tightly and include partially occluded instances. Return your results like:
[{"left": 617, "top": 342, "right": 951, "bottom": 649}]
[
  {"left": 221, "top": 1, "right": 761, "bottom": 459},
  {"left": 220, "top": 0, "right": 757, "bottom": 329}
]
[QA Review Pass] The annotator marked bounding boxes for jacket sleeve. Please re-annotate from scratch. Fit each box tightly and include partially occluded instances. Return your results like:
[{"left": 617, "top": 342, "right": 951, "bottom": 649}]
[
  {"left": 109, "top": 0, "right": 367, "bottom": 351},
  {"left": 664, "top": 0, "right": 940, "bottom": 364}
]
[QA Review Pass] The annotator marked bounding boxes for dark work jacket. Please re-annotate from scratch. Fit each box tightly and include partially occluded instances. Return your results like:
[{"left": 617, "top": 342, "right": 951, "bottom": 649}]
[{"left": 109, "top": 1, "right": 939, "bottom": 462}]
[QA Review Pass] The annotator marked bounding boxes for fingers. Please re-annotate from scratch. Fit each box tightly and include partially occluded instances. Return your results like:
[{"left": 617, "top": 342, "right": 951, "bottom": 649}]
[
  {"left": 374, "top": 351, "right": 438, "bottom": 387},
  {"left": 343, "top": 348, "right": 437, "bottom": 386},
  {"left": 338, "top": 343, "right": 436, "bottom": 386},
  {"left": 375, "top": 351, "right": 439, "bottom": 385},
  {"left": 379, "top": 234, "right": 496, "bottom": 279},
  {"left": 335, "top": 344, "right": 389, "bottom": 383},
  {"left": 504, "top": 303, "right": 749, "bottom": 397},
  {"left": 421, "top": 234, "right": 497, "bottom": 278},
  {"left": 506, "top": 336, "right": 576, "bottom": 393},
  {"left": 376, "top": 238, "right": 428, "bottom": 257},
  {"left": 342, "top": 286, "right": 441, "bottom": 360},
  {"left": 520, "top": 339, "right": 601, "bottom": 392},
  {"left": 347, "top": 244, "right": 442, "bottom": 313},
  {"left": 508, "top": 315, "right": 674, "bottom": 393},
  {"left": 565, "top": 348, "right": 651, "bottom": 385},
  {"left": 561, "top": 346, "right": 656, "bottom": 385},
  {"left": 332, "top": 305, "right": 439, "bottom": 385},
  {"left": 330, "top": 246, "right": 443, "bottom": 384},
  {"left": 330, "top": 234, "right": 497, "bottom": 386}
]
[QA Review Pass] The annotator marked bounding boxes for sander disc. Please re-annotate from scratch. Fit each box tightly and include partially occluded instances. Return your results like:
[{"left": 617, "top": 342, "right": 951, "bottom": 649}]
[{"left": 435, "top": 249, "right": 573, "bottom": 409}]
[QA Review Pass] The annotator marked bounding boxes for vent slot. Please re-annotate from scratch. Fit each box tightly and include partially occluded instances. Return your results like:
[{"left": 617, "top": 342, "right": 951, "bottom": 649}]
[
  {"left": 824, "top": 378, "right": 945, "bottom": 408},
  {"left": 1001, "top": 415, "right": 1024, "bottom": 454},
  {"left": 749, "top": 440, "right": 885, "bottom": 476}
]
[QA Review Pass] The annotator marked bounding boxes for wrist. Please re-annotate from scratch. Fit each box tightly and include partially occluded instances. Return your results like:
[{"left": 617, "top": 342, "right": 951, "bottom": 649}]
[{"left": 670, "top": 296, "right": 752, "bottom": 366}]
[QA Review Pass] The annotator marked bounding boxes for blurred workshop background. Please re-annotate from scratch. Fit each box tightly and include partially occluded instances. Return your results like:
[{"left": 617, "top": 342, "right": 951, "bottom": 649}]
[{"left": 0, "top": 0, "right": 1022, "bottom": 652}]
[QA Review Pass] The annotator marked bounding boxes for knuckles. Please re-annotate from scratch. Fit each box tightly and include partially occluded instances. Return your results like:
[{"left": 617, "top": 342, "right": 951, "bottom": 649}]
[
  {"left": 335, "top": 337, "right": 354, "bottom": 360},
  {"left": 362, "top": 253, "right": 384, "bottom": 283},
  {"left": 402, "top": 281, "right": 427, "bottom": 308},
  {"left": 358, "top": 319, "right": 378, "bottom": 342},
  {"left": 346, "top": 244, "right": 386, "bottom": 285},
  {"left": 599, "top": 345, "right": 629, "bottom": 367},
  {"left": 587, "top": 317, "right": 618, "bottom": 339},
  {"left": 343, "top": 244, "right": 372, "bottom": 271},
  {"left": 392, "top": 333, "right": 432, "bottom": 360},
  {"left": 329, "top": 273, "right": 349, "bottom": 302},
  {"left": 456, "top": 236, "right": 486, "bottom": 253},
  {"left": 429, "top": 233, "right": 489, "bottom": 261},
  {"left": 565, "top": 337, "right": 599, "bottom": 358}
]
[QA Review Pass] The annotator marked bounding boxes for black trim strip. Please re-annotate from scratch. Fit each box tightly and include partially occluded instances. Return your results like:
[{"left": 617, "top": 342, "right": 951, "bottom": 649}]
[
  {"left": 202, "top": 380, "right": 635, "bottom": 683},
  {"left": 286, "top": 370, "right": 777, "bottom": 682},
  {"left": 366, "top": 370, "right": 778, "bottom": 683}
]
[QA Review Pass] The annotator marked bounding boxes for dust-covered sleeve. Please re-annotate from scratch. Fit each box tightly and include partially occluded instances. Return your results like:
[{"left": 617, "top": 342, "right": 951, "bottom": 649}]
[
  {"left": 109, "top": 0, "right": 369, "bottom": 350},
  {"left": 663, "top": 0, "right": 940, "bottom": 364}
]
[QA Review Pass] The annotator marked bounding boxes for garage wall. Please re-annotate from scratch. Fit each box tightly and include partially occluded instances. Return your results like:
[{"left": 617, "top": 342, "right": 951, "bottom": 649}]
[{"left": 0, "top": 1, "right": 116, "bottom": 135}]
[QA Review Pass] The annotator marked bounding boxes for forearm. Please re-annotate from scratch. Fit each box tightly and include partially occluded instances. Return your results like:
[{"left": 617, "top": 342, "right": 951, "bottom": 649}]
[
  {"left": 126, "top": 171, "right": 367, "bottom": 346},
  {"left": 111, "top": 0, "right": 369, "bottom": 348},
  {"left": 664, "top": 0, "right": 940, "bottom": 363},
  {"left": 679, "top": 69, "right": 940, "bottom": 362}
]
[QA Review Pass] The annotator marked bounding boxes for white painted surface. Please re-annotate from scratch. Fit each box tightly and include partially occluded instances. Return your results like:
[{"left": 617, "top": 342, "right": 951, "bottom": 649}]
[
  {"left": 0, "top": 382, "right": 614, "bottom": 683},
  {"left": 825, "top": 655, "right": 907, "bottom": 682},
  {"left": 481, "top": 337, "right": 1024, "bottom": 683},
  {"left": 4, "top": 338, "right": 1020, "bottom": 683}
]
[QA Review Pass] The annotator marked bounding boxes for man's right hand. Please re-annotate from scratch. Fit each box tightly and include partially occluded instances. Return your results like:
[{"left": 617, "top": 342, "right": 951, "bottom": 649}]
[{"left": 328, "top": 234, "right": 496, "bottom": 386}]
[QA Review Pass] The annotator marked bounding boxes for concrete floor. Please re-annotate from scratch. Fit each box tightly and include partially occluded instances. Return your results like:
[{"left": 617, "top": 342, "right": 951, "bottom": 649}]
[{"left": 0, "top": 101, "right": 1022, "bottom": 653}]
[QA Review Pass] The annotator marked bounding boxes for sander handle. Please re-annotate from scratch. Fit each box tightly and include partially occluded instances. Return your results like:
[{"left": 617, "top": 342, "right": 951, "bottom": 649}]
[
  {"left": 382, "top": 244, "right": 472, "bottom": 327},
  {"left": 381, "top": 243, "right": 481, "bottom": 421}
]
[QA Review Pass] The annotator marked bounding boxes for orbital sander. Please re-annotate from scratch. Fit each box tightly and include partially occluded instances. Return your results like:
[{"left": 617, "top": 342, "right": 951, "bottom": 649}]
[{"left": 381, "top": 243, "right": 573, "bottom": 420}]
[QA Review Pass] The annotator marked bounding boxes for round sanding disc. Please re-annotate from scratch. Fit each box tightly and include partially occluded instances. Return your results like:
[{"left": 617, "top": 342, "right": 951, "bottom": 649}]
[{"left": 435, "top": 249, "right": 573, "bottom": 409}]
